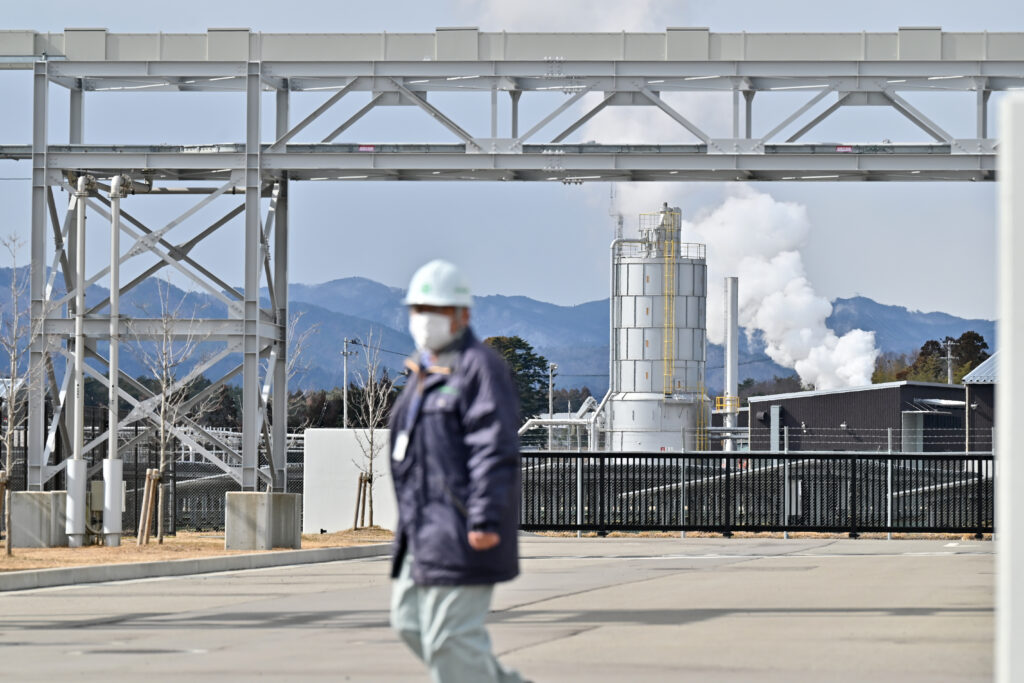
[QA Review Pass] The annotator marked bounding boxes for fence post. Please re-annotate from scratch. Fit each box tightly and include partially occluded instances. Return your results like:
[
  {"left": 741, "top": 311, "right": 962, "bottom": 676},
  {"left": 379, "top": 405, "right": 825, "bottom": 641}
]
[
  {"left": 783, "top": 426, "right": 790, "bottom": 540},
  {"left": 849, "top": 457, "right": 859, "bottom": 538},
  {"left": 680, "top": 456, "right": 687, "bottom": 539},
  {"left": 977, "top": 453, "right": 985, "bottom": 540},
  {"left": 576, "top": 457, "right": 583, "bottom": 539},
  {"left": 598, "top": 454, "right": 606, "bottom": 536},
  {"left": 724, "top": 454, "right": 733, "bottom": 538},
  {"left": 887, "top": 428, "right": 893, "bottom": 541}
]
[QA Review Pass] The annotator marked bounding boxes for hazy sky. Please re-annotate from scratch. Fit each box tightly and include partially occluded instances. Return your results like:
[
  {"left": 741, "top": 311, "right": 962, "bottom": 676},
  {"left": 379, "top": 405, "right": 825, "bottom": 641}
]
[{"left": 0, "top": 1, "right": 1015, "bottom": 320}]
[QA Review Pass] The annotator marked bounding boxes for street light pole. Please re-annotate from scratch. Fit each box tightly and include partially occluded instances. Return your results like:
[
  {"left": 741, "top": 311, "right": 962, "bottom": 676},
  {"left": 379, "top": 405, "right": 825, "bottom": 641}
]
[
  {"left": 341, "top": 339, "right": 358, "bottom": 428},
  {"left": 548, "top": 362, "right": 558, "bottom": 450}
]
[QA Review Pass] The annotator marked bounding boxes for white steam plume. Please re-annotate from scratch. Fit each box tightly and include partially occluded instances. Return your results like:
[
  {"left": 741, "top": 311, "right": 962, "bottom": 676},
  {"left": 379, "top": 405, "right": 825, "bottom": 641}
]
[
  {"left": 458, "top": 7, "right": 879, "bottom": 390},
  {"left": 611, "top": 184, "right": 879, "bottom": 390}
]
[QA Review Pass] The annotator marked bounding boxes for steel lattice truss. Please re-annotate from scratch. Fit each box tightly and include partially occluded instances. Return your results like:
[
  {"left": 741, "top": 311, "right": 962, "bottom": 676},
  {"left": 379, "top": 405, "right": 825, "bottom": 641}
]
[{"left": 0, "top": 27, "right": 1020, "bottom": 490}]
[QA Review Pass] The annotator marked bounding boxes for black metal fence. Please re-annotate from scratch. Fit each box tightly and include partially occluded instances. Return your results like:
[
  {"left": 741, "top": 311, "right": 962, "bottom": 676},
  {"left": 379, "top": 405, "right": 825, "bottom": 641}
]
[
  {"left": 1, "top": 436, "right": 996, "bottom": 538},
  {"left": 520, "top": 451, "right": 994, "bottom": 536}
]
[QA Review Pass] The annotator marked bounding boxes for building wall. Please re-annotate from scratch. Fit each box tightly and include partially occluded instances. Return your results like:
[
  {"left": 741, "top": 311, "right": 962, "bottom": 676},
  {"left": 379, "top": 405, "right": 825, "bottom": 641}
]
[
  {"left": 303, "top": 428, "right": 397, "bottom": 533},
  {"left": 966, "top": 384, "right": 995, "bottom": 451},
  {"left": 748, "top": 383, "right": 966, "bottom": 452}
]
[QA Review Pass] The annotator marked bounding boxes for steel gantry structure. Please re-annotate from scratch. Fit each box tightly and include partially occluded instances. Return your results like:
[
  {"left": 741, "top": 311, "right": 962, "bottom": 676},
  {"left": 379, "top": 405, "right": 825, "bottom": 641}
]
[{"left": 0, "top": 27, "right": 1020, "bottom": 531}]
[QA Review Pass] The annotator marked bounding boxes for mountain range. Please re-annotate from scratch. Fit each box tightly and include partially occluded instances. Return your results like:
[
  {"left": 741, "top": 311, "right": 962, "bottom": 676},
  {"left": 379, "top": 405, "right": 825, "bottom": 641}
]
[
  {"left": 286, "top": 277, "right": 996, "bottom": 394},
  {"left": 0, "top": 268, "right": 996, "bottom": 395}
]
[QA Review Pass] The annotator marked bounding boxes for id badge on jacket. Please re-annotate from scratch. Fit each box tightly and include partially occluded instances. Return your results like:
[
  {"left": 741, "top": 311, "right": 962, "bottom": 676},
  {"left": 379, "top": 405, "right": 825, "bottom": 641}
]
[{"left": 392, "top": 431, "right": 410, "bottom": 462}]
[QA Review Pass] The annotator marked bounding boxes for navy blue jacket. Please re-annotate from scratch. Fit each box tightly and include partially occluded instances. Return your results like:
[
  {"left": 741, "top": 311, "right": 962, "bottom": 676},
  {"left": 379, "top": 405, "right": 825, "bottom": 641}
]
[{"left": 388, "top": 329, "right": 521, "bottom": 586}]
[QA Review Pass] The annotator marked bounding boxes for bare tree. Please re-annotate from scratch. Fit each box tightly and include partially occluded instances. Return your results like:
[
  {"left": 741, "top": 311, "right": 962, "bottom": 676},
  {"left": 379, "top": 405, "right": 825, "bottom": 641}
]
[
  {"left": 280, "top": 310, "right": 319, "bottom": 447},
  {"left": 127, "top": 279, "right": 219, "bottom": 544},
  {"left": 351, "top": 330, "right": 395, "bottom": 528},
  {"left": 0, "top": 235, "right": 32, "bottom": 557}
]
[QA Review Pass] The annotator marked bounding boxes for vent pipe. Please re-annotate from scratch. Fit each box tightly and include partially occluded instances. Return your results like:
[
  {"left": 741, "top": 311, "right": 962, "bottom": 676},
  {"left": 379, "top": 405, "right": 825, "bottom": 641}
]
[{"left": 724, "top": 277, "right": 739, "bottom": 452}]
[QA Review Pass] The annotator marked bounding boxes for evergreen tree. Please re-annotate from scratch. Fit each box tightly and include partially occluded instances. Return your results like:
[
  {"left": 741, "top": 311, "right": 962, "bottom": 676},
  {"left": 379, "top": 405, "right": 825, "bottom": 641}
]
[{"left": 483, "top": 336, "right": 551, "bottom": 420}]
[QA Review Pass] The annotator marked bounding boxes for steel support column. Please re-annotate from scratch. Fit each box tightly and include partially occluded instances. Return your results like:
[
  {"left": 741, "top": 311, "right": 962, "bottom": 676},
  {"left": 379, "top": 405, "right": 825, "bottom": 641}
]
[
  {"left": 979, "top": 88, "right": 991, "bottom": 139},
  {"left": 242, "top": 62, "right": 262, "bottom": 490},
  {"left": 27, "top": 62, "right": 48, "bottom": 491},
  {"left": 69, "top": 85, "right": 83, "bottom": 144},
  {"left": 272, "top": 86, "right": 289, "bottom": 491}
]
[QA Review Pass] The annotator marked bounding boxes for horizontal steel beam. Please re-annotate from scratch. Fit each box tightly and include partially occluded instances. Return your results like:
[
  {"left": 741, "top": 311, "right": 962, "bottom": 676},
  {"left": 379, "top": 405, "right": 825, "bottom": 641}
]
[
  {"left": 0, "top": 142, "right": 994, "bottom": 182},
  {"left": 25, "top": 66, "right": 1024, "bottom": 94},
  {"left": 40, "top": 317, "right": 283, "bottom": 341}
]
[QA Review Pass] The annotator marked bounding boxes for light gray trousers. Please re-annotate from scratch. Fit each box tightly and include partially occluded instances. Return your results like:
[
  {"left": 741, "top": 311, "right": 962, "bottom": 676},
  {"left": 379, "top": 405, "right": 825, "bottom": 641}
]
[{"left": 390, "top": 556, "right": 526, "bottom": 683}]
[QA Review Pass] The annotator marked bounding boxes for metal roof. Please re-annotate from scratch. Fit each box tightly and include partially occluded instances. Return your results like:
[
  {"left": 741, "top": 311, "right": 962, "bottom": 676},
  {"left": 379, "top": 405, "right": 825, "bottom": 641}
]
[
  {"left": 962, "top": 352, "right": 997, "bottom": 384},
  {"left": 747, "top": 380, "right": 961, "bottom": 403}
]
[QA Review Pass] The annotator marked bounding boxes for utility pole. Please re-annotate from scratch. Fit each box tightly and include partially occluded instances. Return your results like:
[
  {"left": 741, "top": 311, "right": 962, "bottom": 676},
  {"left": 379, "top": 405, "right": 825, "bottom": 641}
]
[
  {"left": 945, "top": 339, "right": 956, "bottom": 384},
  {"left": 548, "top": 362, "right": 558, "bottom": 450},
  {"left": 341, "top": 339, "right": 358, "bottom": 428}
]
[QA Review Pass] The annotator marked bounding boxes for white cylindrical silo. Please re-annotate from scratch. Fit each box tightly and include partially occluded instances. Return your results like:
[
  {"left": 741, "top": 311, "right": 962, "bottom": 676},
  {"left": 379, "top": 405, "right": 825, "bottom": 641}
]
[{"left": 605, "top": 203, "right": 708, "bottom": 452}]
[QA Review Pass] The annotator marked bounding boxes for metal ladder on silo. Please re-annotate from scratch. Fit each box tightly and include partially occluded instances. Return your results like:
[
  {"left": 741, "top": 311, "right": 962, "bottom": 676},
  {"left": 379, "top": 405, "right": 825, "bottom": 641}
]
[{"left": 662, "top": 235, "right": 676, "bottom": 396}]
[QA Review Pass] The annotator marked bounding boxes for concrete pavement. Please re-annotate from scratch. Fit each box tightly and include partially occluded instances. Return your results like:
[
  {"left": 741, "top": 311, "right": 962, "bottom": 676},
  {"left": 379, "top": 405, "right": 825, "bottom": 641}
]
[{"left": 0, "top": 537, "right": 993, "bottom": 681}]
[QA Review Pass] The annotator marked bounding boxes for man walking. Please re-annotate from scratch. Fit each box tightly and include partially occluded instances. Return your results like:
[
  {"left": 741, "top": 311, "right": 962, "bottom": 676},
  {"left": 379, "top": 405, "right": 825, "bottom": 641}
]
[{"left": 389, "top": 260, "right": 527, "bottom": 683}]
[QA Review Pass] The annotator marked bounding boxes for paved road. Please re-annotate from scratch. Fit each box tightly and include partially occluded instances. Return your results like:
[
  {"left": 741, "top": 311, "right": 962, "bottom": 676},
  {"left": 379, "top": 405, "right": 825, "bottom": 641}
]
[{"left": 0, "top": 538, "right": 993, "bottom": 682}]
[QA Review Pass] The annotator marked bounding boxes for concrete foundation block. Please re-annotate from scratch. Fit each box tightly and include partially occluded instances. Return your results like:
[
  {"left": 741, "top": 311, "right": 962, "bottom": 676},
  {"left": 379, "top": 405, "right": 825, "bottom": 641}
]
[
  {"left": 269, "top": 493, "right": 302, "bottom": 549},
  {"left": 10, "top": 491, "right": 68, "bottom": 547},
  {"left": 225, "top": 492, "right": 272, "bottom": 551},
  {"left": 225, "top": 492, "right": 303, "bottom": 550}
]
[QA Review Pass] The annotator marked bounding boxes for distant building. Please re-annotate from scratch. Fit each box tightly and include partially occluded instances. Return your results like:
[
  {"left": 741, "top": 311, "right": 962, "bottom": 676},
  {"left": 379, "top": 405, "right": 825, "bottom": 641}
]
[
  {"left": 962, "top": 352, "right": 996, "bottom": 452},
  {"left": 747, "top": 381, "right": 967, "bottom": 452}
]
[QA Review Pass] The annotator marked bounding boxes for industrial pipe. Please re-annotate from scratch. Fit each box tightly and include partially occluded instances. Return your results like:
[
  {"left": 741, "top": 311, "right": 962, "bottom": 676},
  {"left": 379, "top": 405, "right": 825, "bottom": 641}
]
[
  {"left": 66, "top": 174, "right": 93, "bottom": 548},
  {"left": 724, "top": 277, "right": 739, "bottom": 452},
  {"left": 102, "top": 175, "right": 128, "bottom": 547}
]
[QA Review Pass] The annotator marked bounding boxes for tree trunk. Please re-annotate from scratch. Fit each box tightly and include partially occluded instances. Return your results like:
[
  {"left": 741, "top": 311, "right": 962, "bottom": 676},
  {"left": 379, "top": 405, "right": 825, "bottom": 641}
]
[
  {"left": 4, "top": 441, "right": 11, "bottom": 556},
  {"left": 3, "top": 488, "right": 10, "bottom": 557},
  {"left": 157, "top": 397, "right": 166, "bottom": 544},
  {"left": 367, "top": 433, "right": 374, "bottom": 527},
  {"left": 157, "top": 440, "right": 166, "bottom": 544}
]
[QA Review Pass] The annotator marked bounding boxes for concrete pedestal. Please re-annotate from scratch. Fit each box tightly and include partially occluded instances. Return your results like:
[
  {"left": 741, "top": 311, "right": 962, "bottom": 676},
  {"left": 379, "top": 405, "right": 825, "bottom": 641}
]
[
  {"left": 102, "top": 458, "right": 123, "bottom": 547},
  {"left": 225, "top": 492, "right": 302, "bottom": 550},
  {"left": 65, "top": 459, "right": 87, "bottom": 547},
  {"left": 10, "top": 491, "right": 68, "bottom": 547},
  {"left": 270, "top": 493, "right": 302, "bottom": 549}
]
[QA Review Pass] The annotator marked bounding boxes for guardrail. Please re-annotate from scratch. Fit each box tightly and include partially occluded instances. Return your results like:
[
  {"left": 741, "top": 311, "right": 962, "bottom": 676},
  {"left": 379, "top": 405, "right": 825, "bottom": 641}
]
[{"left": 520, "top": 451, "right": 994, "bottom": 537}]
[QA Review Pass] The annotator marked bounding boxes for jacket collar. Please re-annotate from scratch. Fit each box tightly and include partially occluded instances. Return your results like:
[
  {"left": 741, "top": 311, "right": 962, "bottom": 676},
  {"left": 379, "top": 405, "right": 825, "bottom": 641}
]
[{"left": 403, "top": 328, "right": 475, "bottom": 377}]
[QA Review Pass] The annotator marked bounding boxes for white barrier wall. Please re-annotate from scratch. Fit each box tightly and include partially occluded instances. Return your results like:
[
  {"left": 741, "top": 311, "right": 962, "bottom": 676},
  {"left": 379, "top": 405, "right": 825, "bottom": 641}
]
[
  {"left": 997, "top": 95, "right": 1024, "bottom": 683},
  {"left": 303, "top": 428, "right": 397, "bottom": 534}
]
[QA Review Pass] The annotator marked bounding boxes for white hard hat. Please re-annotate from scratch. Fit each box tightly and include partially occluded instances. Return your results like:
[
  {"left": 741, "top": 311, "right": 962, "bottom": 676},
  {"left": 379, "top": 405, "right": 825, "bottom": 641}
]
[{"left": 403, "top": 259, "right": 474, "bottom": 308}]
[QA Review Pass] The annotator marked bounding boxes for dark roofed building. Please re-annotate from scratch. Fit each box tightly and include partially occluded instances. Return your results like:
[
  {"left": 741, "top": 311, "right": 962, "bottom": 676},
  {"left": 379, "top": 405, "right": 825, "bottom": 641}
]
[
  {"left": 747, "top": 381, "right": 967, "bottom": 452},
  {"left": 963, "top": 352, "right": 996, "bottom": 452}
]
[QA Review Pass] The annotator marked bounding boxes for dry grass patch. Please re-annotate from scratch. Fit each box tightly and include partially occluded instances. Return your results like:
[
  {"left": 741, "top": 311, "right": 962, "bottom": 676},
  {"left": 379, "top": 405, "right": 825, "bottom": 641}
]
[{"left": 0, "top": 526, "right": 393, "bottom": 573}]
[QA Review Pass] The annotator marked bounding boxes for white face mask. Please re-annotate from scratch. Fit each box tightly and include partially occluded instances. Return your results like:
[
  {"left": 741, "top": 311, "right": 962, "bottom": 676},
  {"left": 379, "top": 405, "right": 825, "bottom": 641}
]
[{"left": 409, "top": 311, "right": 455, "bottom": 352}]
